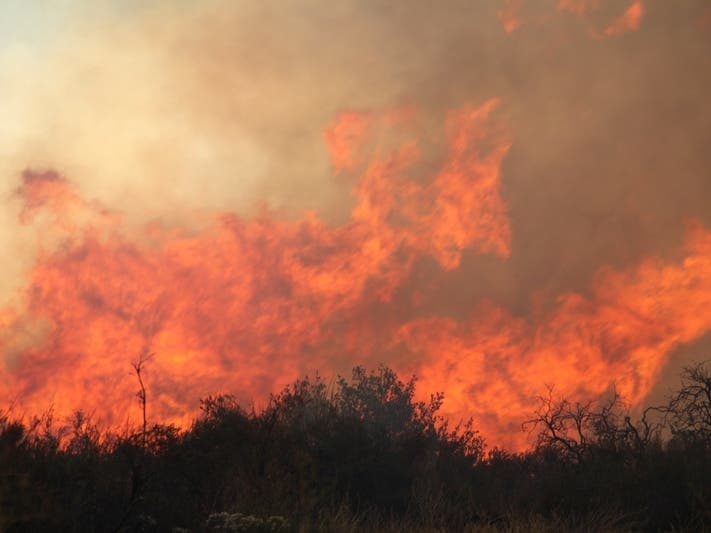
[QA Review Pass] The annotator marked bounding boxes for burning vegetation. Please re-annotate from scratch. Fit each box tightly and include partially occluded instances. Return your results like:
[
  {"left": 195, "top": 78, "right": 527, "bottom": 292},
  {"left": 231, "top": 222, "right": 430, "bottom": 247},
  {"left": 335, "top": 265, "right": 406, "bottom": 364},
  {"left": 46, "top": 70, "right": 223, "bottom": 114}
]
[
  {"left": 0, "top": 0, "right": 710, "bottom": 530},
  {"left": 1, "top": 362, "right": 710, "bottom": 531},
  {"left": 2, "top": 98, "right": 710, "bottom": 451}
]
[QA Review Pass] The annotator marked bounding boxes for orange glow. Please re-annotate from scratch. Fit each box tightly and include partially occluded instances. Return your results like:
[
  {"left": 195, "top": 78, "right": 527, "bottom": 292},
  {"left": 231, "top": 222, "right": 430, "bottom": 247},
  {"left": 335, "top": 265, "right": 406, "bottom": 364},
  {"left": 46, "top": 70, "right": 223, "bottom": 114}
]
[
  {"left": 399, "top": 221, "right": 711, "bottom": 449},
  {"left": 598, "top": 1, "right": 644, "bottom": 39},
  {"left": 323, "top": 111, "right": 373, "bottom": 174},
  {"left": 498, "top": 0, "right": 524, "bottom": 34},
  {"left": 0, "top": 102, "right": 511, "bottom": 430},
  {"left": 558, "top": 0, "right": 644, "bottom": 39},
  {"left": 1, "top": 101, "right": 709, "bottom": 450}
]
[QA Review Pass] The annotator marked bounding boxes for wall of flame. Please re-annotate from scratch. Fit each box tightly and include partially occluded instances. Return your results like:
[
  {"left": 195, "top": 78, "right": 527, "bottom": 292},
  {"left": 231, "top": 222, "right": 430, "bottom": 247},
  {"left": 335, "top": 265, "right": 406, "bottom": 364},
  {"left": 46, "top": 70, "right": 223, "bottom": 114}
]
[{"left": 1, "top": 0, "right": 710, "bottom": 449}]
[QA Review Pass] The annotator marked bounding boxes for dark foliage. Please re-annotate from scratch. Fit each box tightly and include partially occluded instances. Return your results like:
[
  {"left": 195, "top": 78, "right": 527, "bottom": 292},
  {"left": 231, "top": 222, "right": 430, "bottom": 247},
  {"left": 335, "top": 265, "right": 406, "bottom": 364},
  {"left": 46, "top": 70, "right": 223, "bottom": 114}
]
[{"left": 0, "top": 362, "right": 709, "bottom": 532}]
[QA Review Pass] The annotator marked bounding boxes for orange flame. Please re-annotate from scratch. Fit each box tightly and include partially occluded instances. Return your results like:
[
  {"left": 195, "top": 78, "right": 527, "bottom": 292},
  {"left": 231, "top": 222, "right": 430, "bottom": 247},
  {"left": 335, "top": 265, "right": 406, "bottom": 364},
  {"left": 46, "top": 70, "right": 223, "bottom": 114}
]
[
  {"left": 498, "top": 0, "right": 525, "bottom": 34},
  {"left": 597, "top": 1, "right": 644, "bottom": 39},
  {"left": 1, "top": 100, "right": 709, "bottom": 449},
  {"left": 0, "top": 101, "right": 511, "bottom": 429},
  {"left": 558, "top": 0, "right": 644, "bottom": 39},
  {"left": 399, "top": 221, "right": 711, "bottom": 448}
]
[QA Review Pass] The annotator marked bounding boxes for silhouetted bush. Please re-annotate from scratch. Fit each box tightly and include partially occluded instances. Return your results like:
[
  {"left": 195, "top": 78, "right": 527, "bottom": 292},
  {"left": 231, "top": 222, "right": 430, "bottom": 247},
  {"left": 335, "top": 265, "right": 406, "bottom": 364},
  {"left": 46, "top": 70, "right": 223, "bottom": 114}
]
[{"left": 0, "top": 362, "right": 709, "bottom": 531}]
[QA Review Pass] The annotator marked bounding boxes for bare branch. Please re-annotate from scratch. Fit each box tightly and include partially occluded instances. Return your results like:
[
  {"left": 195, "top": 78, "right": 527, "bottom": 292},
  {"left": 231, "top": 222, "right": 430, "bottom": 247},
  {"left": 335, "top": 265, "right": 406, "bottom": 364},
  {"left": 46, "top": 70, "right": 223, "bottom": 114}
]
[{"left": 131, "top": 349, "right": 154, "bottom": 451}]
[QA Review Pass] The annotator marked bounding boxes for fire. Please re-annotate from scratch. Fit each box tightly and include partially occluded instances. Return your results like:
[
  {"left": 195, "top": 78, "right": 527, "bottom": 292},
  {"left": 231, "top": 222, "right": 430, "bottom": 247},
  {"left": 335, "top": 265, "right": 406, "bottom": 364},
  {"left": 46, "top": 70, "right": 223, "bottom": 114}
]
[
  {"left": 558, "top": 0, "right": 645, "bottom": 38},
  {"left": 398, "top": 221, "right": 711, "bottom": 449},
  {"left": 498, "top": 0, "right": 525, "bottom": 34},
  {"left": 1, "top": 98, "right": 709, "bottom": 450},
  {"left": 596, "top": 1, "right": 644, "bottom": 39},
  {"left": 504, "top": 0, "right": 645, "bottom": 38},
  {"left": 0, "top": 101, "right": 510, "bottom": 429}
]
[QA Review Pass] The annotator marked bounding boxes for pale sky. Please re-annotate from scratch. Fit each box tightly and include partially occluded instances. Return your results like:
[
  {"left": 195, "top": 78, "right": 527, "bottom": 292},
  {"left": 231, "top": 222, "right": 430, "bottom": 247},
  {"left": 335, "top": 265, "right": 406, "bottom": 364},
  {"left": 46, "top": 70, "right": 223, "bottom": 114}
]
[{"left": 0, "top": 1, "right": 81, "bottom": 48}]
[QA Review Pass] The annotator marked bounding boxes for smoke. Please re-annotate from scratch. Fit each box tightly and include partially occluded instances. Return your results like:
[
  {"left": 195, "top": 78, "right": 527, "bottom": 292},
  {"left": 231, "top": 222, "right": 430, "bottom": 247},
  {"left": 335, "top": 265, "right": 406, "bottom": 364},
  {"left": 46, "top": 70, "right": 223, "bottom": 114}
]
[{"left": 0, "top": 0, "right": 710, "bottom": 448}]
